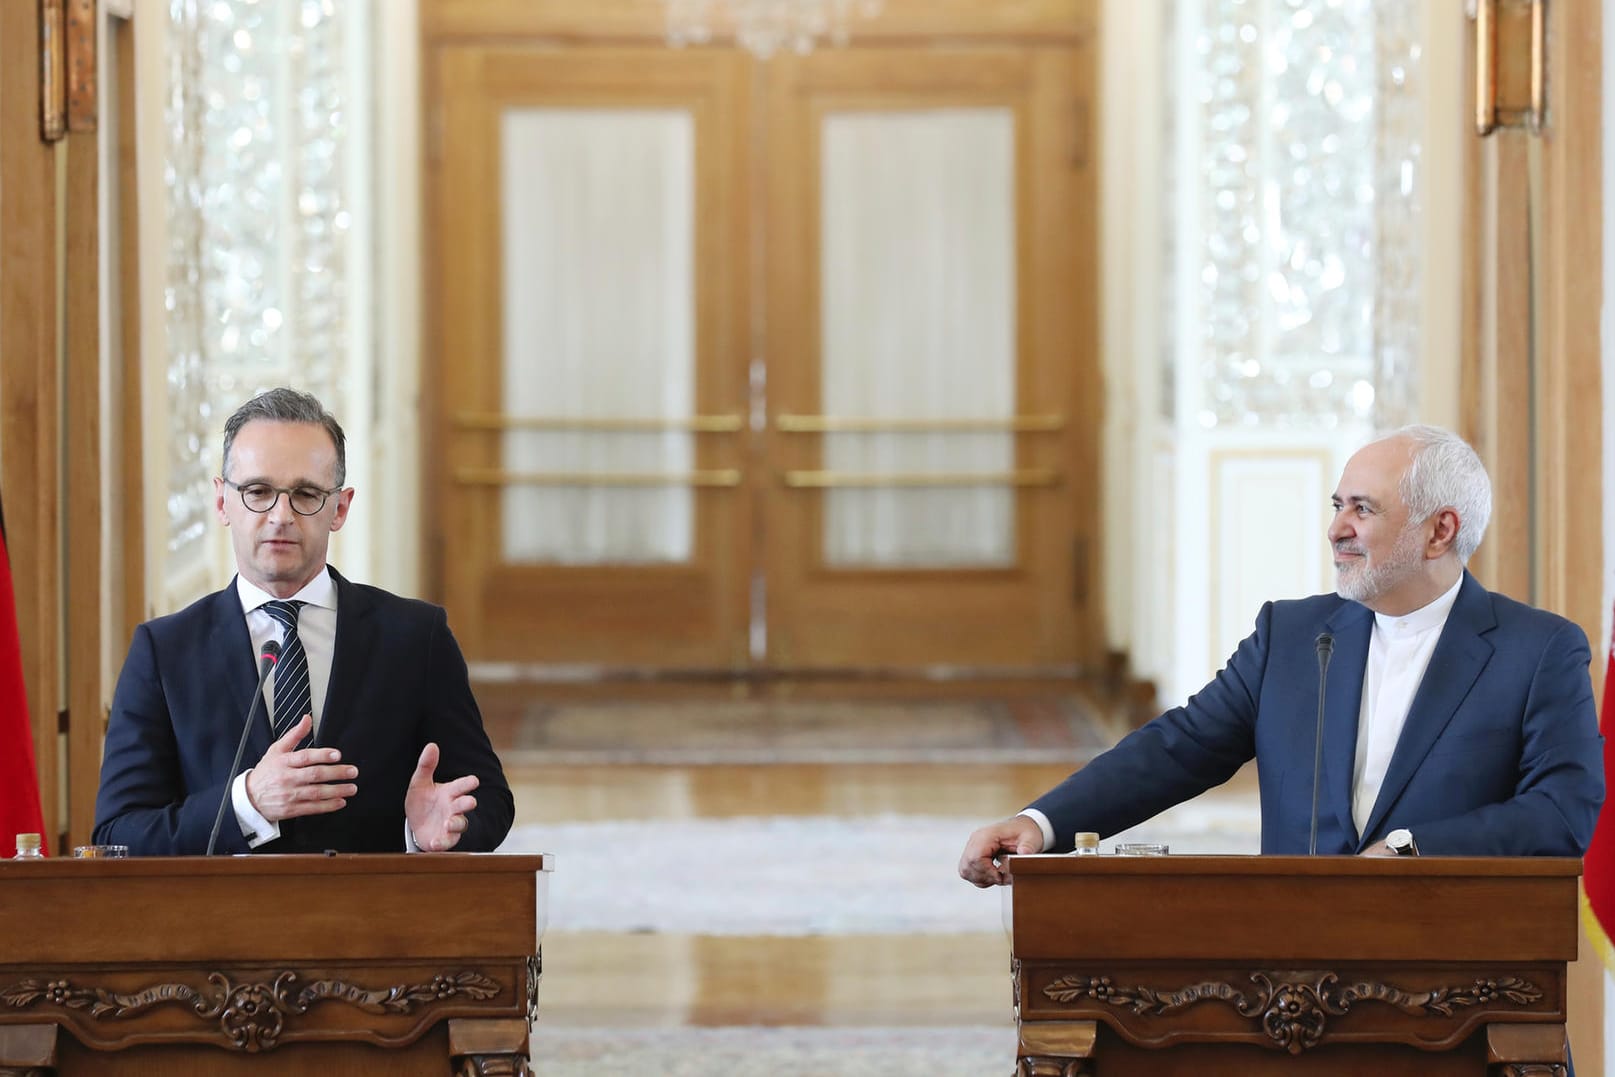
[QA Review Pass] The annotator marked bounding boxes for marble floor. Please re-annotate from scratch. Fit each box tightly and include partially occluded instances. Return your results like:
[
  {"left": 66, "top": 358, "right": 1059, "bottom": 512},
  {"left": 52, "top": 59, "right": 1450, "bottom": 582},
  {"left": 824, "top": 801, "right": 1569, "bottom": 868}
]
[
  {"left": 494, "top": 692, "right": 1263, "bottom": 1072},
  {"left": 507, "top": 762, "right": 1082, "bottom": 1029},
  {"left": 487, "top": 685, "right": 1613, "bottom": 1075}
]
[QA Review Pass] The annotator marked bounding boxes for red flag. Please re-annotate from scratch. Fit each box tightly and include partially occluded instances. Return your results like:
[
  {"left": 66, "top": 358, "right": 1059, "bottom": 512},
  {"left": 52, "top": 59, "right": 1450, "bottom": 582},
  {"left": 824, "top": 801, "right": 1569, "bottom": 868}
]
[
  {"left": 0, "top": 496, "right": 47, "bottom": 857},
  {"left": 1582, "top": 604, "right": 1615, "bottom": 967}
]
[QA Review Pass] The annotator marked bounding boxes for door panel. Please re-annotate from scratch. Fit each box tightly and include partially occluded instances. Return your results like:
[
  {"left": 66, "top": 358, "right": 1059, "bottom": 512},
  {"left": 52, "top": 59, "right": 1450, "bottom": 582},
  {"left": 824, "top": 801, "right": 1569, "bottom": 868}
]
[
  {"left": 763, "top": 47, "right": 1099, "bottom": 669},
  {"left": 817, "top": 107, "right": 1019, "bottom": 570},
  {"left": 431, "top": 47, "right": 753, "bottom": 667},
  {"left": 497, "top": 107, "right": 699, "bottom": 566}
]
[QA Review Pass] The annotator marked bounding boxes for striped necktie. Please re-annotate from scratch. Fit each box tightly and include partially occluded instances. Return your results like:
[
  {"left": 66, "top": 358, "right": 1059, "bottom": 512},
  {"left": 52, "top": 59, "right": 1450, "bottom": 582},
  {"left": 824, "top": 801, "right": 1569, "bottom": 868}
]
[{"left": 261, "top": 600, "right": 311, "bottom": 740}]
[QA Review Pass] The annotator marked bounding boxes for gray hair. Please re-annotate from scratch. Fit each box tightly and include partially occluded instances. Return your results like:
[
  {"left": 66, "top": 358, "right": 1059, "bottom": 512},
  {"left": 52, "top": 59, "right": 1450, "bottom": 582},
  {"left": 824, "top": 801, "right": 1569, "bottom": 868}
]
[
  {"left": 1388, "top": 424, "right": 1492, "bottom": 564},
  {"left": 221, "top": 388, "right": 347, "bottom": 487}
]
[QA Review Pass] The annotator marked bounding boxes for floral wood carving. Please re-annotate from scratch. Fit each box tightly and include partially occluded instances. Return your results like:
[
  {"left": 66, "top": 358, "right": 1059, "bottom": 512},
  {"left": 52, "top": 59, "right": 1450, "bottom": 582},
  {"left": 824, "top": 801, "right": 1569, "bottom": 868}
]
[
  {"left": 1018, "top": 1060, "right": 1091, "bottom": 1077},
  {"left": 1, "top": 970, "right": 501, "bottom": 1053},
  {"left": 1041, "top": 971, "right": 1543, "bottom": 1055},
  {"left": 455, "top": 1055, "right": 528, "bottom": 1077},
  {"left": 526, "top": 952, "right": 542, "bottom": 1025}
]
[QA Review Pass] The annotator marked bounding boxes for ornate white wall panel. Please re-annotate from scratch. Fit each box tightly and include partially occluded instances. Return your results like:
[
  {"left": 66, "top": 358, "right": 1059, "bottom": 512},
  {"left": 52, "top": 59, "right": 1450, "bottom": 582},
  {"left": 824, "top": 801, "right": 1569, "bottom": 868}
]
[
  {"left": 158, "top": 0, "right": 372, "bottom": 610},
  {"left": 1208, "top": 447, "right": 1334, "bottom": 675},
  {"left": 1105, "top": 0, "right": 1437, "bottom": 703}
]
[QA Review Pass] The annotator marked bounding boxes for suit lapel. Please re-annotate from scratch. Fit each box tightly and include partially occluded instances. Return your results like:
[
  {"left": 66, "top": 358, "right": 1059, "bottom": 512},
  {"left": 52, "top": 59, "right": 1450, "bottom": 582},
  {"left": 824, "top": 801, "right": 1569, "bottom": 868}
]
[
  {"left": 213, "top": 579, "right": 274, "bottom": 760},
  {"left": 1360, "top": 573, "right": 1495, "bottom": 840},
  {"left": 317, "top": 567, "right": 374, "bottom": 749},
  {"left": 1320, "top": 602, "right": 1372, "bottom": 846}
]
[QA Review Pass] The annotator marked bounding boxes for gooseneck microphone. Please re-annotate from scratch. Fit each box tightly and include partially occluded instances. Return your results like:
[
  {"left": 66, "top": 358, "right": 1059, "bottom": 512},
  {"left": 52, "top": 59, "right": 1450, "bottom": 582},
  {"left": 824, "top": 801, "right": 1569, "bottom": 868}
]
[
  {"left": 206, "top": 639, "right": 282, "bottom": 856},
  {"left": 1308, "top": 632, "right": 1335, "bottom": 856}
]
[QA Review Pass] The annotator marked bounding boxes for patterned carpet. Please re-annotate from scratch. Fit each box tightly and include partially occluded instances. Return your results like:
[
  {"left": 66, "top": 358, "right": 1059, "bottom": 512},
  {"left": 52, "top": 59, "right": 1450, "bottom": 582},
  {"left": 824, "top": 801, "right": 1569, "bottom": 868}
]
[
  {"left": 531, "top": 1026, "right": 1015, "bottom": 1076},
  {"left": 501, "top": 804, "right": 1261, "bottom": 936},
  {"left": 506, "top": 815, "right": 1007, "bottom": 935},
  {"left": 482, "top": 694, "right": 1117, "bottom": 765}
]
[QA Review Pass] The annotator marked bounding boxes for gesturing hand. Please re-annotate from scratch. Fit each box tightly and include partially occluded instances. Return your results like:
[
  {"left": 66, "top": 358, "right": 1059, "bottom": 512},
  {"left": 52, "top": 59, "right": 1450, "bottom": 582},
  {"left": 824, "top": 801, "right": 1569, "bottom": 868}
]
[
  {"left": 245, "top": 714, "right": 359, "bottom": 823},
  {"left": 957, "top": 815, "right": 1046, "bottom": 888},
  {"left": 404, "top": 742, "right": 481, "bottom": 852}
]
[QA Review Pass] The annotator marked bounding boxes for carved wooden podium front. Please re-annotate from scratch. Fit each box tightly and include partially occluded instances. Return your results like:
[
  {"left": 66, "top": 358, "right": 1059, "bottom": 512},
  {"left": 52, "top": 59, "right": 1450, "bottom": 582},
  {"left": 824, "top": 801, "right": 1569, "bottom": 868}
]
[
  {"left": 0, "top": 853, "right": 552, "bottom": 1075},
  {"left": 1007, "top": 855, "right": 1577, "bottom": 1076}
]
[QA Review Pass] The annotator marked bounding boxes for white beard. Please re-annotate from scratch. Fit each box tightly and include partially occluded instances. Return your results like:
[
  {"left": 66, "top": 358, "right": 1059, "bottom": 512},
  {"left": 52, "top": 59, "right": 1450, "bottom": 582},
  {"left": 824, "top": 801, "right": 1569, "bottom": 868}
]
[{"left": 1335, "top": 522, "right": 1425, "bottom": 604}]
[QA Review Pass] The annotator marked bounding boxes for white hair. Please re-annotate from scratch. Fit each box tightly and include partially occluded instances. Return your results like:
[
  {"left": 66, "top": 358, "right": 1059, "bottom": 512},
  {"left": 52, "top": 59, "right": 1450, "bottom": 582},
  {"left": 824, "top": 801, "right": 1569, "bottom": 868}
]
[{"left": 1388, "top": 424, "right": 1493, "bottom": 564}]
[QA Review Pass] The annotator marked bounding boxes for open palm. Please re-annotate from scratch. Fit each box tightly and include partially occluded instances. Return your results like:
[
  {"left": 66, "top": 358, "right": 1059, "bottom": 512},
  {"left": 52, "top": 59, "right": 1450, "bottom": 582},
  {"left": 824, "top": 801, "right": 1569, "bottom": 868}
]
[{"left": 404, "top": 742, "right": 481, "bottom": 851}]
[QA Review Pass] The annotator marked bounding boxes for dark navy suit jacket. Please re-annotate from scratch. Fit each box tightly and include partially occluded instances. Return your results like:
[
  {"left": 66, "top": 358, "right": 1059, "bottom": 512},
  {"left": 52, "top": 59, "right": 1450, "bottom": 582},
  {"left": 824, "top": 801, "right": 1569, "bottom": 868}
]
[
  {"left": 1030, "top": 573, "right": 1604, "bottom": 855},
  {"left": 93, "top": 568, "right": 514, "bottom": 855}
]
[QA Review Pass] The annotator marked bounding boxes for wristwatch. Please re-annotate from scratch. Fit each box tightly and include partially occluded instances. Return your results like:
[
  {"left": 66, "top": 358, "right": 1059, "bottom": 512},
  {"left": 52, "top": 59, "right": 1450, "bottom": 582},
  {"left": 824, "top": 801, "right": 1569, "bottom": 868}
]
[{"left": 1385, "top": 828, "right": 1419, "bottom": 856}]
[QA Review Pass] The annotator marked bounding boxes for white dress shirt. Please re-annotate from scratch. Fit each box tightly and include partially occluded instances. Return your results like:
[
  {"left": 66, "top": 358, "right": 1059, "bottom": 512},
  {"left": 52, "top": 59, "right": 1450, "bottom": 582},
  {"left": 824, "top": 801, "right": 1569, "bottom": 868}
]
[{"left": 230, "top": 569, "right": 338, "bottom": 848}]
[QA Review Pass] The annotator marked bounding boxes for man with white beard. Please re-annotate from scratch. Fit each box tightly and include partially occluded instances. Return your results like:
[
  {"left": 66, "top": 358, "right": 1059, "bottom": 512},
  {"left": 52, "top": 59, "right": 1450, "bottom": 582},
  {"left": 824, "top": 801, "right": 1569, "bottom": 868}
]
[{"left": 960, "top": 425, "right": 1604, "bottom": 884}]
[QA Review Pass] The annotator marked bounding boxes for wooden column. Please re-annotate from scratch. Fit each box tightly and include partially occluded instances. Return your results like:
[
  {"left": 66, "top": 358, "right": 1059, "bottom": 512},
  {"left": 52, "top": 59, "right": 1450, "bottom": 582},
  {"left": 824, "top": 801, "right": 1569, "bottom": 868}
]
[
  {"left": 0, "top": 0, "right": 65, "bottom": 853},
  {"left": 1460, "top": 0, "right": 1604, "bottom": 1069},
  {"left": 62, "top": 3, "right": 101, "bottom": 853},
  {"left": 0, "top": 0, "right": 104, "bottom": 855}
]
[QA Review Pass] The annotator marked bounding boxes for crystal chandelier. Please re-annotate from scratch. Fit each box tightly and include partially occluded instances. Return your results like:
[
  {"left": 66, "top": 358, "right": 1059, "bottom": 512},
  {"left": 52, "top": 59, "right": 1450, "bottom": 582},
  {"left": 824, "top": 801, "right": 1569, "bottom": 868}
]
[{"left": 666, "top": 0, "right": 884, "bottom": 59}]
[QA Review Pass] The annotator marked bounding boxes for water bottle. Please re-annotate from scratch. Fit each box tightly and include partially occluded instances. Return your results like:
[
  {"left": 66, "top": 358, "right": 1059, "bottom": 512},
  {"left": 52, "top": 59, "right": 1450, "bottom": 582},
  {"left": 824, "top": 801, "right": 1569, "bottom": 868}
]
[
  {"left": 1072, "top": 831, "right": 1101, "bottom": 855},
  {"left": 13, "top": 833, "right": 44, "bottom": 859}
]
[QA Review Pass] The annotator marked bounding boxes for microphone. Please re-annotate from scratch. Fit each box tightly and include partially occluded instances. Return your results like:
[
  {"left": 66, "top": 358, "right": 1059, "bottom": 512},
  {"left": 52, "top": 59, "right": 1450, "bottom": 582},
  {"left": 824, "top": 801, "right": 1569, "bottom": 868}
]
[
  {"left": 206, "top": 639, "right": 281, "bottom": 856},
  {"left": 1308, "top": 632, "right": 1334, "bottom": 855}
]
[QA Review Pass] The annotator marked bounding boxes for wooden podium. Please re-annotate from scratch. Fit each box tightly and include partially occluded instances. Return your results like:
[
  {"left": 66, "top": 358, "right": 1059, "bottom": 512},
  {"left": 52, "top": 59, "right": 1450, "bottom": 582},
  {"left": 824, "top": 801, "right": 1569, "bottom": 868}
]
[
  {"left": 1007, "top": 854, "right": 1578, "bottom": 1076},
  {"left": 0, "top": 853, "right": 552, "bottom": 1075}
]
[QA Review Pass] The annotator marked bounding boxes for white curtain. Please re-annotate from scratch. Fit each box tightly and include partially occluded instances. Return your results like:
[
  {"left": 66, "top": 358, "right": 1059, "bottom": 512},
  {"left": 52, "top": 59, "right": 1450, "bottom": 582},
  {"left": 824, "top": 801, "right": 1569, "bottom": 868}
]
[
  {"left": 500, "top": 109, "right": 696, "bottom": 564},
  {"left": 820, "top": 109, "right": 1017, "bottom": 568}
]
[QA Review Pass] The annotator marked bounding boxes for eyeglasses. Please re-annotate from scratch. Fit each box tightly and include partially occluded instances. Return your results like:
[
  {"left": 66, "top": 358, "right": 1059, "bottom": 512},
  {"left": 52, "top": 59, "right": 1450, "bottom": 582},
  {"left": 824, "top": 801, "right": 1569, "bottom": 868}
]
[{"left": 221, "top": 478, "right": 342, "bottom": 516}]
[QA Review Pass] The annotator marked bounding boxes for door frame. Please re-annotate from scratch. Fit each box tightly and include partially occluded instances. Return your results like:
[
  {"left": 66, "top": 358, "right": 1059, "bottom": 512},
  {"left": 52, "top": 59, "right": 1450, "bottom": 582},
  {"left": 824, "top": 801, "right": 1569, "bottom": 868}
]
[
  {"left": 419, "top": 0, "right": 1104, "bottom": 678},
  {"left": 0, "top": 0, "right": 112, "bottom": 853}
]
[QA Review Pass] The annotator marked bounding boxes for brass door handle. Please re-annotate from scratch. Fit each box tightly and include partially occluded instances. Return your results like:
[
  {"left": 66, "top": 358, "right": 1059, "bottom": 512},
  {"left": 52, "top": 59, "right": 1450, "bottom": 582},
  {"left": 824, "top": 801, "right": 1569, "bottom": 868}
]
[
  {"left": 454, "top": 412, "right": 744, "bottom": 433},
  {"left": 456, "top": 468, "right": 741, "bottom": 487},
  {"left": 774, "top": 414, "right": 1065, "bottom": 433},
  {"left": 782, "top": 469, "right": 1060, "bottom": 488}
]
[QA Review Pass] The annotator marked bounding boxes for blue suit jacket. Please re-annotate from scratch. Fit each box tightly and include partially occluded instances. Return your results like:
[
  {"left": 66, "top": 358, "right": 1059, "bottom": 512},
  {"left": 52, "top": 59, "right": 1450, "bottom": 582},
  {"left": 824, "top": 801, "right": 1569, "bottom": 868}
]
[
  {"left": 1030, "top": 573, "right": 1604, "bottom": 855},
  {"left": 92, "top": 568, "right": 514, "bottom": 856}
]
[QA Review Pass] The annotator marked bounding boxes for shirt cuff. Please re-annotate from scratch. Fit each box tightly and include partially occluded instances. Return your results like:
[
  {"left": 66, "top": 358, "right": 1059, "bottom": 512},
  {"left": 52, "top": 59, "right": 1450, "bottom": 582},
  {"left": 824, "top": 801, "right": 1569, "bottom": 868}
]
[
  {"left": 1018, "top": 809, "right": 1056, "bottom": 852},
  {"left": 404, "top": 822, "right": 422, "bottom": 853},
  {"left": 232, "top": 771, "right": 280, "bottom": 848}
]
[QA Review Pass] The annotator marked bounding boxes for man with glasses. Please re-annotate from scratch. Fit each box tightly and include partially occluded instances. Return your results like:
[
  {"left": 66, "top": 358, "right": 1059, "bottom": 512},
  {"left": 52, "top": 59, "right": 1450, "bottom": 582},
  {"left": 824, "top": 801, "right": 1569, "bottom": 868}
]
[{"left": 93, "top": 388, "right": 513, "bottom": 855}]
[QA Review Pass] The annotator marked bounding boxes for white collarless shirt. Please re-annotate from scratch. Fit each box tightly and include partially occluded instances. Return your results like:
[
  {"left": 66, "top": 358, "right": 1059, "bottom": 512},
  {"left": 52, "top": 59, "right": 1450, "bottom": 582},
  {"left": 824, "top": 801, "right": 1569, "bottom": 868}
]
[
  {"left": 230, "top": 568, "right": 339, "bottom": 847},
  {"left": 1350, "top": 574, "right": 1464, "bottom": 837}
]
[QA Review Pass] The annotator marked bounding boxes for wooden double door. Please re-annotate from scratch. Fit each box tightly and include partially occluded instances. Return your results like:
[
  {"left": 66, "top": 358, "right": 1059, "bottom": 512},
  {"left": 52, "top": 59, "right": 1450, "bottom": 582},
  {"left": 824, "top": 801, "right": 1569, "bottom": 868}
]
[{"left": 426, "top": 9, "right": 1100, "bottom": 675}]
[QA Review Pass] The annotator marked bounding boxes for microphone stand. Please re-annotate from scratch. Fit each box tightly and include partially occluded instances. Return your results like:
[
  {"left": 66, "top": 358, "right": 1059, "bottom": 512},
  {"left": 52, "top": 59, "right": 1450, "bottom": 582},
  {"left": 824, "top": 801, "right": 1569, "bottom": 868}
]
[
  {"left": 1308, "top": 632, "right": 1334, "bottom": 856},
  {"left": 206, "top": 640, "right": 281, "bottom": 856}
]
